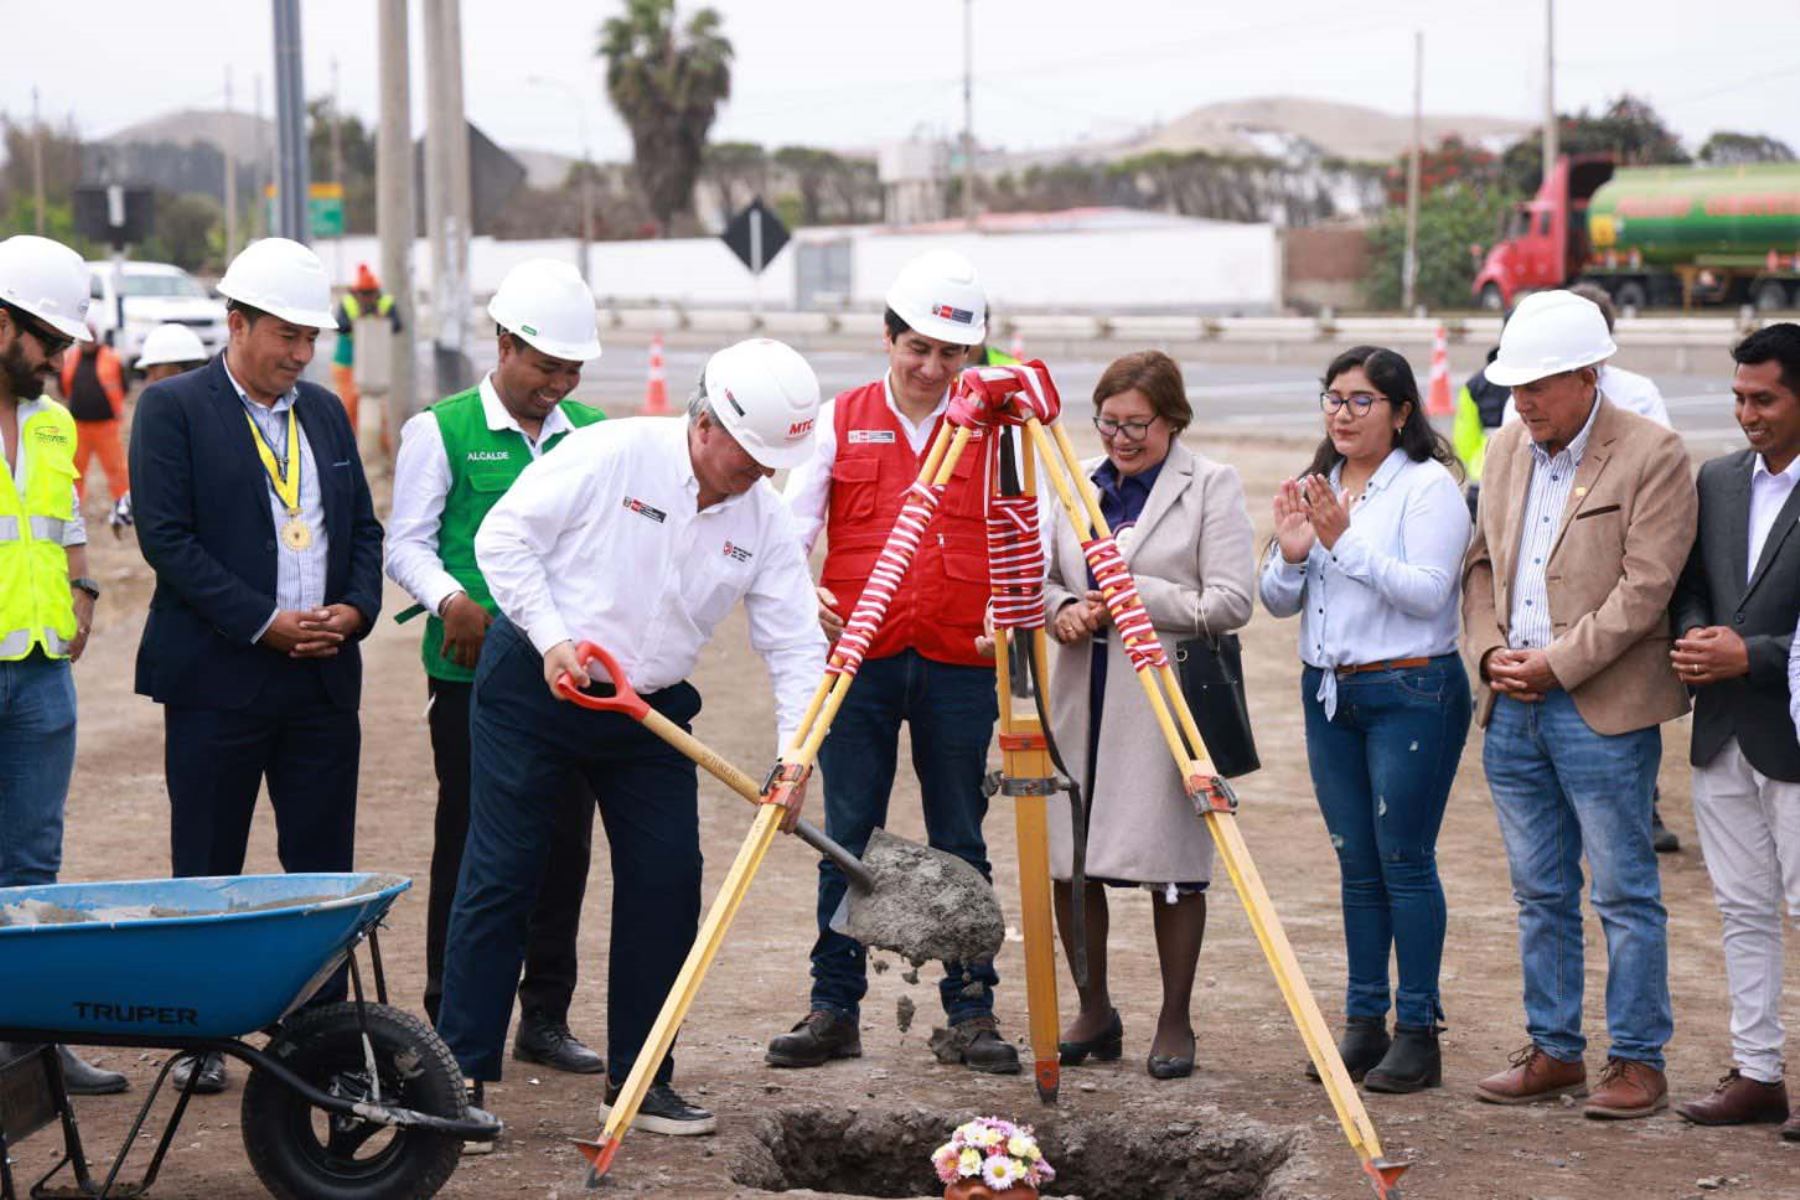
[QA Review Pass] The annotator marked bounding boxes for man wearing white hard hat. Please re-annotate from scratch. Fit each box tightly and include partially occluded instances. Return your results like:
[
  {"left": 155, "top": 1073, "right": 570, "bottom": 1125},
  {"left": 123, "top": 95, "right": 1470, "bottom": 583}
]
[
  {"left": 0, "top": 234, "right": 131, "bottom": 1096},
  {"left": 104, "top": 324, "right": 211, "bottom": 540},
  {"left": 1461, "top": 288, "right": 1697, "bottom": 1119},
  {"left": 437, "top": 337, "right": 828, "bottom": 1136},
  {"left": 387, "top": 259, "right": 607, "bottom": 1086},
  {"left": 128, "top": 237, "right": 385, "bottom": 1094},
  {"left": 771, "top": 250, "right": 1019, "bottom": 1075}
]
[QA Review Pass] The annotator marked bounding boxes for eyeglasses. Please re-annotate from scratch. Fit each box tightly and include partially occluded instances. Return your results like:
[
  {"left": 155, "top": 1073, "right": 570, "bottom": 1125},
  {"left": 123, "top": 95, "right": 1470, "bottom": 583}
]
[
  {"left": 1092, "top": 415, "right": 1157, "bottom": 441},
  {"left": 1318, "top": 391, "right": 1386, "bottom": 416},
  {"left": 8, "top": 312, "right": 75, "bottom": 359}
]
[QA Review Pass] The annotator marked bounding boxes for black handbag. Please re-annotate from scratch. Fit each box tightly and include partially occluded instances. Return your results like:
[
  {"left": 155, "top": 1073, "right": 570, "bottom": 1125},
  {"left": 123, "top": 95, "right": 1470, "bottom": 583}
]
[{"left": 1173, "top": 632, "right": 1260, "bottom": 778}]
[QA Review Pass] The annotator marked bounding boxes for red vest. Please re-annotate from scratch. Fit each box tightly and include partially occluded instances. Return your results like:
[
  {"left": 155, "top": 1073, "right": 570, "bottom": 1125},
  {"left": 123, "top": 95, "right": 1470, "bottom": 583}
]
[{"left": 819, "top": 381, "right": 991, "bottom": 668}]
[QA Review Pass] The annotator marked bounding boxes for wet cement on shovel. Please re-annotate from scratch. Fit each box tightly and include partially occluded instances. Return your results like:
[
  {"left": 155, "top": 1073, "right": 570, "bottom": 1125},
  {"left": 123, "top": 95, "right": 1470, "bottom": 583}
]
[{"left": 834, "top": 829, "right": 1005, "bottom": 967}]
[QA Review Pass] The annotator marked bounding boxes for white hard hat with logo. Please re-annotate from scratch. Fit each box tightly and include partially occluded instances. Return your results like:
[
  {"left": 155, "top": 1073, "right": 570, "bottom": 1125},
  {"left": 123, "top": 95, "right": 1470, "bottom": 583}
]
[
  {"left": 0, "top": 234, "right": 94, "bottom": 343},
  {"left": 885, "top": 249, "right": 987, "bottom": 347},
  {"left": 1485, "top": 290, "right": 1618, "bottom": 388},
  {"left": 487, "top": 258, "right": 603, "bottom": 362},
  {"left": 217, "top": 238, "right": 339, "bottom": 330},
  {"left": 137, "top": 323, "right": 210, "bottom": 368},
  {"left": 702, "top": 338, "right": 821, "bottom": 470}
]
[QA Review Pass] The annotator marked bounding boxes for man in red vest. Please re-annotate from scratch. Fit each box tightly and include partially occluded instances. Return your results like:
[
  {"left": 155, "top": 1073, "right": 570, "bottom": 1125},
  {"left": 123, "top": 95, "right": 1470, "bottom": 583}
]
[{"left": 768, "top": 250, "right": 1016, "bottom": 1074}]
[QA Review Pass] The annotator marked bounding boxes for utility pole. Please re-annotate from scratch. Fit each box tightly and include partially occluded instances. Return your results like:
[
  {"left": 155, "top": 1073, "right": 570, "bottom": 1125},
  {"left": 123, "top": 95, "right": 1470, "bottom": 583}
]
[
  {"left": 254, "top": 73, "right": 267, "bottom": 238},
  {"left": 1402, "top": 31, "right": 1422, "bottom": 313},
  {"left": 378, "top": 0, "right": 418, "bottom": 439},
  {"left": 1542, "top": 0, "right": 1558, "bottom": 189},
  {"left": 224, "top": 68, "right": 239, "bottom": 259},
  {"left": 331, "top": 56, "right": 345, "bottom": 278},
  {"left": 961, "top": 0, "right": 976, "bottom": 224},
  {"left": 30, "top": 87, "right": 44, "bottom": 236},
  {"left": 424, "top": 0, "right": 473, "bottom": 396},
  {"left": 271, "top": 0, "right": 310, "bottom": 243}
]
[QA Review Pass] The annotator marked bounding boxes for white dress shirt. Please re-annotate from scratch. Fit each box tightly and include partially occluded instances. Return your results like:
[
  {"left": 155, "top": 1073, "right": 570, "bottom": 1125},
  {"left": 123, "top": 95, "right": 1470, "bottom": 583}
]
[
  {"left": 1, "top": 398, "right": 86, "bottom": 546},
  {"left": 385, "top": 373, "right": 580, "bottom": 615},
  {"left": 1748, "top": 453, "right": 1800, "bottom": 583},
  {"left": 781, "top": 374, "right": 948, "bottom": 553},
  {"left": 476, "top": 415, "right": 828, "bottom": 749},
  {"left": 1258, "top": 449, "right": 1470, "bottom": 717},
  {"left": 1503, "top": 366, "right": 1670, "bottom": 429},
  {"left": 222, "top": 358, "right": 328, "bottom": 640},
  {"left": 1508, "top": 396, "right": 1602, "bottom": 650}
]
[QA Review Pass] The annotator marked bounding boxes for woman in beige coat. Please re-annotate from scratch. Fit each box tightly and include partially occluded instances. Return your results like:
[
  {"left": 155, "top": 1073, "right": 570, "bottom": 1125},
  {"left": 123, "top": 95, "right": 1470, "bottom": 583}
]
[{"left": 1044, "top": 350, "right": 1255, "bottom": 1079}]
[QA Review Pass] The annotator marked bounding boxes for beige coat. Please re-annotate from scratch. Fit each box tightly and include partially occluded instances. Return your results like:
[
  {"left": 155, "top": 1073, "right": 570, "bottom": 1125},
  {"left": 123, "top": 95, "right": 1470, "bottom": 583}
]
[
  {"left": 1461, "top": 397, "right": 1697, "bottom": 735},
  {"left": 1042, "top": 440, "right": 1255, "bottom": 884}
]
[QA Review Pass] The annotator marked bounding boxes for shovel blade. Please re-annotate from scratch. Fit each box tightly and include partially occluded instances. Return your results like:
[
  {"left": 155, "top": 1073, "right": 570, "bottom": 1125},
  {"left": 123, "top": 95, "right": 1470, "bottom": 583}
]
[{"left": 831, "top": 828, "right": 1005, "bottom": 966}]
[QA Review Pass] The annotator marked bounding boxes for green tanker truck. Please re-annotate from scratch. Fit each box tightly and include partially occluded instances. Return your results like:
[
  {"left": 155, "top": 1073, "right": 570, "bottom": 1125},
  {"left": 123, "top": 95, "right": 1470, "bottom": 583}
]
[{"left": 1472, "top": 155, "right": 1800, "bottom": 310}]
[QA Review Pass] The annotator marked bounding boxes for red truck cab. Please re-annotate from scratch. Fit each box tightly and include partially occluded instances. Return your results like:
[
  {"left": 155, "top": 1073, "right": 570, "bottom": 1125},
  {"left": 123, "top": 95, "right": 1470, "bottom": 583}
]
[{"left": 1473, "top": 155, "right": 1617, "bottom": 309}]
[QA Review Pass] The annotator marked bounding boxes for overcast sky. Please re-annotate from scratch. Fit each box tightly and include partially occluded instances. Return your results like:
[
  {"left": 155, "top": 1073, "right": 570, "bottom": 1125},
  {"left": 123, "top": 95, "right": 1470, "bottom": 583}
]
[{"left": 4, "top": 0, "right": 1798, "bottom": 164}]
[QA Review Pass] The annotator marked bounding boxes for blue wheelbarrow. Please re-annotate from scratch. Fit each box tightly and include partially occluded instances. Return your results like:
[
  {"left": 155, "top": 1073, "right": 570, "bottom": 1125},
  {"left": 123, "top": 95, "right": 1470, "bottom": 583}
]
[{"left": 0, "top": 872, "right": 499, "bottom": 1199}]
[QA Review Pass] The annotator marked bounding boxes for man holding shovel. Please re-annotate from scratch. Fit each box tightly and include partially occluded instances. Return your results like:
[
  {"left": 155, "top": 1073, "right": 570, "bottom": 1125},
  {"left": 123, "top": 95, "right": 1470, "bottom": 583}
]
[
  {"left": 770, "top": 250, "right": 1019, "bottom": 1074},
  {"left": 436, "top": 337, "right": 828, "bottom": 1136}
]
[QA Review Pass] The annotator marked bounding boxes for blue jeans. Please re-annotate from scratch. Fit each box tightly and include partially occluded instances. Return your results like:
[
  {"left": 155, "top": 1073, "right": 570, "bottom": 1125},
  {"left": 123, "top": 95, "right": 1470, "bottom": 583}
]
[
  {"left": 810, "top": 649, "right": 999, "bottom": 1023},
  {"left": 0, "top": 655, "right": 77, "bottom": 887},
  {"left": 1483, "top": 691, "right": 1671, "bottom": 1068},
  {"left": 1302, "top": 655, "right": 1470, "bottom": 1028}
]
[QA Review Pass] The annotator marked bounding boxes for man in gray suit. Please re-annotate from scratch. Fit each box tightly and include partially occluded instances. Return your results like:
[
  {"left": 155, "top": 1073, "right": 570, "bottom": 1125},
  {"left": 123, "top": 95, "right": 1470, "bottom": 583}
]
[{"left": 1669, "top": 323, "right": 1800, "bottom": 1138}]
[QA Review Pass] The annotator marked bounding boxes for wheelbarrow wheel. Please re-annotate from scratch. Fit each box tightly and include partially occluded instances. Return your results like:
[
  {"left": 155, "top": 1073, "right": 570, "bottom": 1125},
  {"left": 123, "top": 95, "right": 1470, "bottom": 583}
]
[{"left": 242, "top": 1002, "right": 466, "bottom": 1200}]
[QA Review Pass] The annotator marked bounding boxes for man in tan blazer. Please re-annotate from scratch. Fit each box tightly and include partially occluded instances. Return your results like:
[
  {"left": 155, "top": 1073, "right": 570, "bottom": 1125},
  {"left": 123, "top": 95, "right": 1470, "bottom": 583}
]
[{"left": 1460, "top": 290, "right": 1697, "bottom": 1120}]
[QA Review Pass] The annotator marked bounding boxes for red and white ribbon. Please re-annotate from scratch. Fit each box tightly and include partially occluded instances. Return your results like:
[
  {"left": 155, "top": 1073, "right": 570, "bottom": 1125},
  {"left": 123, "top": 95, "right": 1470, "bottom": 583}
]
[
  {"left": 1080, "top": 535, "right": 1168, "bottom": 672},
  {"left": 987, "top": 494, "right": 1045, "bottom": 629},
  {"left": 827, "top": 481, "right": 943, "bottom": 677}
]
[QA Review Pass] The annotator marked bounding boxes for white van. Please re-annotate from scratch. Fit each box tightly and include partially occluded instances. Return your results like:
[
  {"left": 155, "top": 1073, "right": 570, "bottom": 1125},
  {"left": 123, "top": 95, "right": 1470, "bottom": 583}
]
[{"left": 85, "top": 261, "right": 229, "bottom": 372}]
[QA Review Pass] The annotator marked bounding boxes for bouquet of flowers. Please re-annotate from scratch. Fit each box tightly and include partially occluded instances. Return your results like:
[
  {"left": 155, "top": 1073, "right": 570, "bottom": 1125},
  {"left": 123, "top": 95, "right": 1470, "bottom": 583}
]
[{"left": 931, "top": 1115, "right": 1056, "bottom": 1192}]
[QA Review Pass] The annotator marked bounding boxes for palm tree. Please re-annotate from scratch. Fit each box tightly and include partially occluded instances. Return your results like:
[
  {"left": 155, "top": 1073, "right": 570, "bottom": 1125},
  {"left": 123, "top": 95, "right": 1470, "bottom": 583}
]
[{"left": 598, "top": 0, "right": 732, "bottom": 237}]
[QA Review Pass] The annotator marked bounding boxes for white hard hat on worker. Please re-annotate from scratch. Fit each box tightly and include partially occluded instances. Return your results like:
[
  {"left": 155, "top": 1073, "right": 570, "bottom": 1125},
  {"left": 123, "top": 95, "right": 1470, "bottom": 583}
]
[
  {"left": 488, "top": 259, "right": 603, "bottom": 362},
  {"left": 136, "top": 323, "right": 209, "bottom": 369},
  {"left": 886, "top": 249, "right": 988, "bottom": 347},
  {"left": 0, "top": 234, "right": 94, "bottom": 344},
  {"left": 1485, "top": 289, "right": 1617, "bottom": 388},
  {"left": 696, "top": 337, "right": 821, "bottom": 473},
  {"left": 217, "top": 238, "right": 339, "bottom": 330}
]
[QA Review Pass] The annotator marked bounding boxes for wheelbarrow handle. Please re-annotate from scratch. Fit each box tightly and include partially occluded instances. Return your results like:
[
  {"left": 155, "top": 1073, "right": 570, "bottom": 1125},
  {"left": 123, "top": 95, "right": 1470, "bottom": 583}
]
[{"left": 555, "top": 641, "right": 874, "bottom": 893}]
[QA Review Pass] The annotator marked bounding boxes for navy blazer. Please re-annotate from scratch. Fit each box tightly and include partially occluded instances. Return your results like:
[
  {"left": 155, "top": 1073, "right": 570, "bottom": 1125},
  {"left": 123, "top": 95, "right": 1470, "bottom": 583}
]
[
  {"left": 128, "top": 355, "right": 384, "bottom": 711},
  {"left": 1672, "top": 449, "right": 1800, "bottom": 783}
]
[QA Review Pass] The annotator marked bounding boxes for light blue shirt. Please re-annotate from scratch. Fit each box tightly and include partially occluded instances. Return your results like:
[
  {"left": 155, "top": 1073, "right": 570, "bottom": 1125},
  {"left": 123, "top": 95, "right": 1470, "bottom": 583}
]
[
  {"left": 1508, "top": 395, "right": 1602, "bottom": 649},
  {"left": 1258, "top": 449, "right": 1471, "bottom": 718},
  {"left": 222, "top": 360, "right": 329, "bottom": 640}
]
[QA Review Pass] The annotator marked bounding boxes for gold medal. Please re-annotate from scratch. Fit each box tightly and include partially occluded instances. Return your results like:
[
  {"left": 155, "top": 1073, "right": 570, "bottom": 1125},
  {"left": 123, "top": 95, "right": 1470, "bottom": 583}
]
[{"left": 280, "top": 516, "right": 313, "bottom": 551}]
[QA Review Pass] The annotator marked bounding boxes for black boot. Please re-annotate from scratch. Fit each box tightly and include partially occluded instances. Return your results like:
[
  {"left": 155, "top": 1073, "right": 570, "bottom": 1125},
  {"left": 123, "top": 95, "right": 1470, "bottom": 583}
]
[
  {"left": 1307, "top": 1015, "right": 1389, "bottom": 1083},
  {"left": 1363, "top": 1024, "right": 1442, "bottom": 1093}
]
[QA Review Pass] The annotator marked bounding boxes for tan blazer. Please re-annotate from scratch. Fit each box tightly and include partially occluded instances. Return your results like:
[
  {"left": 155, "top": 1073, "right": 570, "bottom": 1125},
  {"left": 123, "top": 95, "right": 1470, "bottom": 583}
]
[
  {"left": 1461, "top": 397, "right": 1696, "bottom": 735},
  {"left": 1042, "top": 440, "right": 1255, "bottom": 884}
]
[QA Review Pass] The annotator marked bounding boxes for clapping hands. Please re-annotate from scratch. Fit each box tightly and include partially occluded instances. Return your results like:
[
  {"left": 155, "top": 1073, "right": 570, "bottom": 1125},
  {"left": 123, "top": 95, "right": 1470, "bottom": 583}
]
[{"left": 1273, "top": 478, "right": 1317, "bottom": 564}]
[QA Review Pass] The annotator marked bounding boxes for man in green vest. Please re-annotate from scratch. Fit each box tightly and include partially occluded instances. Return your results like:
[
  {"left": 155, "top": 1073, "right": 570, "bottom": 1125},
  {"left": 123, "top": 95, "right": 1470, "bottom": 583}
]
[
  {"left": 331, "top": 263, "right": 402, "bottom": 442},
  {"left": 0, "top": 234, "right": 129, "bottom": 1095},
  {"left": 386, "top": 258, "right": 606, "bottom": 1096}
]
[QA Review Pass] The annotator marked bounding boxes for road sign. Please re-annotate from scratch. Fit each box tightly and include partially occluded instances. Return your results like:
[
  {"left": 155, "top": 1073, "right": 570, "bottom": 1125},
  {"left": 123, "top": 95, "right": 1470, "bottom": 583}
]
[
  {"left": 309, "top": 182, "right": 345, "bottom": 239},
  {"left": 721, "top": 198, "right": 789, "bottom": 276}
]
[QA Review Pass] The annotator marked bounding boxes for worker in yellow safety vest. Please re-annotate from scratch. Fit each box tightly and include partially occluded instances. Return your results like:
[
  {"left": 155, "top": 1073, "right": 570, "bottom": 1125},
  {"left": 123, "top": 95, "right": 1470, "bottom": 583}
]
[{"left": 0, "top": 233, "right": 131, "bottom": 1095}]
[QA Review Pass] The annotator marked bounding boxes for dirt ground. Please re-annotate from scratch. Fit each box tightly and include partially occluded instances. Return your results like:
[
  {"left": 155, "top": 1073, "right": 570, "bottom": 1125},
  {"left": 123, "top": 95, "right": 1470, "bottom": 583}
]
[{"left": 15, "top": 420, "right": 1800, "bottom": 1200}]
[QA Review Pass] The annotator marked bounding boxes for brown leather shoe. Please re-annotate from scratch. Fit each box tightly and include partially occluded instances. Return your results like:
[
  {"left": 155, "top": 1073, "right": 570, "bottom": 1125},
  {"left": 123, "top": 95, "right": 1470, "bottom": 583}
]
[
  {"left": 1584, "top": 1056, "right": 1668, "bottom": 1119},
  {"left": 1676, "top": 1070, "right": 1789, "bottom": 1126},
  {"left": 1474, "top": 1044, "right": 1587, "bottom": 1105}
]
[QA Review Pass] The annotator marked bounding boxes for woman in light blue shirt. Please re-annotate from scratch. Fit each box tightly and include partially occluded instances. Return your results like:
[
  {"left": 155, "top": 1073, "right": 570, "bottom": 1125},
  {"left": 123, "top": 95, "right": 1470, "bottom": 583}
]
[{"left": 1258, "top": 345, "right": 1473, "bottom": 1095}]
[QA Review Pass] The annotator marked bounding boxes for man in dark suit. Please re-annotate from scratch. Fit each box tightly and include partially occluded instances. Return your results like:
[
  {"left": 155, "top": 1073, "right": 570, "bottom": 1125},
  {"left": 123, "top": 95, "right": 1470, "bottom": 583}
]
[
  {"left": 1669, "top": 323, "right": 1800, "bottom": 1138},
  {"left": 128, "top": 238, "right": 383, "bottom": 1093}
]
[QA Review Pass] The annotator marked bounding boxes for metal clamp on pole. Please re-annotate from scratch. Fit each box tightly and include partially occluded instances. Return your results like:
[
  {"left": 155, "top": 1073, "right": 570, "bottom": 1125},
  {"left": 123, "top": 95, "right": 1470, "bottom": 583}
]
[
  {"left": 1186, "top": 772, "right": 1240, "bottom": 817},
  {"left": 759, "top": 761, "right": 812, "bottom": 830}
]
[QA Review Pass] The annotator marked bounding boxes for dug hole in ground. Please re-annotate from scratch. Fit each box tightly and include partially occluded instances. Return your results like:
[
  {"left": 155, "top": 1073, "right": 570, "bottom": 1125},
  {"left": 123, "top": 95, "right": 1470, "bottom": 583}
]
[{"left": 27, "top": 426, "right": 1798, "bottom": 1199}]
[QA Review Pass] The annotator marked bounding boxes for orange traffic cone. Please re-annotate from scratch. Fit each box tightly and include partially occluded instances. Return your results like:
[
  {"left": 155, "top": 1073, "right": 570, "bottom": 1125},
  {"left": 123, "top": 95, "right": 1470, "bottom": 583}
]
[
  {"left": 1426, "top": 324, "right": 1453, "bottom": 418},
  {"left": 1009, "top": 330, "right": 1025, "bottom": 361},
  {"left": 643, "top": 332, "right": 670, "bottom": 416}
]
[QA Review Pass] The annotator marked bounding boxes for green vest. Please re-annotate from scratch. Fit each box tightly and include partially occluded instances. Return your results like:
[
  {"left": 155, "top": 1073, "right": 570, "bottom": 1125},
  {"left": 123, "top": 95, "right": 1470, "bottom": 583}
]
[
  {"left": 333, "top": 293, "right": 395, "bottom": 367},
  {"left": 0, "top": 401, "right": 79, "bottom": 660},
  {"left": 419, "top": 386, "right": 605, "bottom": 680}
]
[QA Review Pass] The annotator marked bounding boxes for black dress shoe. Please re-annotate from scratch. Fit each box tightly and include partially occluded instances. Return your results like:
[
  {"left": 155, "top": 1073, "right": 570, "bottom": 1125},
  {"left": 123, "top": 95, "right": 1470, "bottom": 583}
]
[
  {"left": 1652, "top": 806, "right": 1680, "bottom": 853},
  {"left": 1058, "top": 1009, "right": 1124, "bottom": 1065},
  {"left": 58, "top": 1046, "right": 128, "bottom": 1096},
  {"left": 765, "top": 1010, "right": 862, "bottom": 1068},
  {"left": 169, "top": 1051, "right": 227, "bottom": 1095},
  {"left": 1147, "top": 1032, "right": 1196, "bottom": 1080},
  {"left": 512, "top": 1012, "right": 605, "bottom": 1075},
  {"left": 1363, "top": 1024, "right": 1442, "bottom": 1093},
  {"left": 1308, "top": 1015, "right": 1390, "bottom": 1083}
]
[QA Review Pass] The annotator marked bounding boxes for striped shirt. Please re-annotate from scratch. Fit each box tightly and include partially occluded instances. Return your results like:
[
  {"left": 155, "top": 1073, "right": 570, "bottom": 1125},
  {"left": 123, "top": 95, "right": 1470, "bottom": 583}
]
[{"left": 1508, "top": 397, "right": 1602, "bottom": 649}]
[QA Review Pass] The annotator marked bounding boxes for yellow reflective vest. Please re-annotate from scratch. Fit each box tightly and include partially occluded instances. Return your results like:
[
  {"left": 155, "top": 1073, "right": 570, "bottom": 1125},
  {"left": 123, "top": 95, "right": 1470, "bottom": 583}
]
[{"left": 0, "top": 400, "right": 79, "bottom": 660}]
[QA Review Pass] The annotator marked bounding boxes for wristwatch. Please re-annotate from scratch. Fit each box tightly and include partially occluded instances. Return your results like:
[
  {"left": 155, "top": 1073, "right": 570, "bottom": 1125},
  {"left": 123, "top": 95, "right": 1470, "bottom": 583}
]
[{"left": 70, "top": 577, "right": 101, "bottom": 600}]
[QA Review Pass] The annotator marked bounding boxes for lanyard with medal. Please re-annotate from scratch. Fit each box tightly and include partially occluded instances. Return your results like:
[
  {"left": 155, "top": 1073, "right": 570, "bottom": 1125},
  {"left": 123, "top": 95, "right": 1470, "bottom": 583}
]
[{"left": 244, "top": 407, "right": 313, "bottom": 551}]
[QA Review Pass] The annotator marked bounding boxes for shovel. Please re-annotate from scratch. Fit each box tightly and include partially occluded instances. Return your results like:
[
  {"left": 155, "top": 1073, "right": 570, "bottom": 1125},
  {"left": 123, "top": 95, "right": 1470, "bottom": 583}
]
[{"left": 553, "top": 642, "right": 1005, "bottom": 967}]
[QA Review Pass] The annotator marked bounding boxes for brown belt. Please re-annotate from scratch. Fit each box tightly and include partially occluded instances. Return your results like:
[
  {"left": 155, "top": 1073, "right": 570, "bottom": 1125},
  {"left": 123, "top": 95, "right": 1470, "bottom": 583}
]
[{"left": 1335, "top": 656, "right": 1432, "bottom": 679}]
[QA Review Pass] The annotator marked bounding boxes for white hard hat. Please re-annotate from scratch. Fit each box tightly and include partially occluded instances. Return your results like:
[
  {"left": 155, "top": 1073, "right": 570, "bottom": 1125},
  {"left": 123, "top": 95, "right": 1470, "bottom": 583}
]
[
  {"left": 0, "top": 235, "right": 94, "bottom": 342},
  {"left": 217, "top": 237, "right": 338, "bottom": 330},
  {"left": 136, "top": 323, "right": 210, "bottom": 368},
  {"left": 487, "top": 258, "right": 603, "bottom": 362},
  {"left": 884, "top": 249, "right": 987, "bottom": 347},
  {"left": 1486, "top": 290, "right": 1617, "bottom": 388},
  {"left": 701, "top": 338, "right": 821, "bottom": 470}
]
